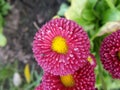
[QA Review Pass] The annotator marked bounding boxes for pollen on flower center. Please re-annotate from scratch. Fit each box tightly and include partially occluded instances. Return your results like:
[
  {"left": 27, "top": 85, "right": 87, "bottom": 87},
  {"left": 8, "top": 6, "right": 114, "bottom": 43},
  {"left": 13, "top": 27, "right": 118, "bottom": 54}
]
[
  {"left": 60, "top": 74, "right": 75, "bottom": 87},
  {"left": 87, "top": 56, "right": 93, "bottom": 63},
  {"left": 117, "top": 51, "right": 120, "bottom": 60},
  {"left": 51, "top": 36, "right": 68, "bottom": 54}
]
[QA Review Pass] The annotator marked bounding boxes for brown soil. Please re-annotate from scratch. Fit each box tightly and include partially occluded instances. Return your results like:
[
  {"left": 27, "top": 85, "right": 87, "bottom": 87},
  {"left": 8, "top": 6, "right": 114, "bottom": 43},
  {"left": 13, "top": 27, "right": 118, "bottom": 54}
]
[{"left": 0, "top": 0, "right": 66, "bottom": 65}]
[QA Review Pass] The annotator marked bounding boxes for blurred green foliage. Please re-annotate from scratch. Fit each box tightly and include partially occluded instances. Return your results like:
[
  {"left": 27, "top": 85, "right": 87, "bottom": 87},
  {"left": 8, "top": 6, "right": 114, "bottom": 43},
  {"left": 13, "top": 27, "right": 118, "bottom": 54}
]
[
  {"left": 0, "top": 62, "right": 43, "bottom": 90},
  {"left": 57, "top": 0, "right": 120, "bottom": 89},
  {"left": 0, "top": 0, "right": 11, "bottom": 47}
]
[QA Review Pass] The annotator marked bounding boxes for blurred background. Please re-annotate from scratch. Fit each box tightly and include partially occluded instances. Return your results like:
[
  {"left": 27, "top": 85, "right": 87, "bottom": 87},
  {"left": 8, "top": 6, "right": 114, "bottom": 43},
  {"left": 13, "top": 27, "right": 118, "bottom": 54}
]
[
  {"left": 0, "top": 0, "right": 67, "bottom": 90},
  {"left": 1, "top": 0, "right": 120, "bottom": 90}
]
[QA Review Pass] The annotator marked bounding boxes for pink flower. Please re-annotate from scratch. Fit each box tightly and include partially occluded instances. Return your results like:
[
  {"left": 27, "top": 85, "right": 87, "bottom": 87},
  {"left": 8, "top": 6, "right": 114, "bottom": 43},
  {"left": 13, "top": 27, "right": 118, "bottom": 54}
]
[
  {"left": 33, "top": 18, "right": 90, "bottom": 75},
  {"left": 35, "top": 84, "right": 43, "bottom": 90},
  {"left": 100, "top": 30, "right": 120, "bottom": 78},
  {"left": 37, "top": 62, "right": 95, "bottom": 90}
]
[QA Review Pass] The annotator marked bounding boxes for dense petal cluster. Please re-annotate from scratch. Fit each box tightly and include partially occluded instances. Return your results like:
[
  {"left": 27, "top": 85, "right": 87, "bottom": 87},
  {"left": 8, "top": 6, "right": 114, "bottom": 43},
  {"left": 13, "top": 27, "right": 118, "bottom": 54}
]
[
  {"left": 35, "top": 84, "right": 43, "bottom": 90},
  {"left": 33, "top": 18, "right": 90, "bottom": 75},
  {"left": 39, "top": 62, "right": 95, "bottom": 90},
  {"left": 100, "top": 30, "right": 120, "bottom": 78}
]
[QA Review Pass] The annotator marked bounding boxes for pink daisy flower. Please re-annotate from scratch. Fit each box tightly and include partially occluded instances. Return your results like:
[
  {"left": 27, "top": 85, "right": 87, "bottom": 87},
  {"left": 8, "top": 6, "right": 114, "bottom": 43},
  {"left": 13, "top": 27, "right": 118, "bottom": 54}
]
[
  {"left": 33, "top": 18, "right": 90, "bottom": 75},
  {"left": 100, "top": 30, "right": 120, "bottom": 78},
  {"left": 38, "top": 62, "right": 95, "bottom": 90}
]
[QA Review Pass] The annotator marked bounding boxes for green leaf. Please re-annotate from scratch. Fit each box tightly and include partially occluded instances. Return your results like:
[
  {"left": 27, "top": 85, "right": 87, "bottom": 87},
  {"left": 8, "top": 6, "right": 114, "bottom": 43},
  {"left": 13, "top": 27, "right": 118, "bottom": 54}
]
[
  {"left": 57, "top": 3, "right": 69, "bottom": 16},
  {"left": 65, "top": 0, "right": 97, "bottom": 31},
  {"left": 82, "top": 9, "right": 96, "bottom": 21},
  {"left": 87, "top": 0, "right": 98, "bottom": 8},
  {"left": 65, "top": 0, "right": 88, "bottom": 21},
  {"left": 0, "top": 65, "right": 13, "bottom": 82},
  {"left": 102, "top": 9, "right": 120, "bottom": 24},
  {"left": 67, "top": 0, "right": 71, "bottom": 3},
  {"left": 1, "top": 3, "right": 11, "bottom": 16},
  {"left": 0, "top": 33, "right": 7, "bottom": 47},
  {"left": 94, "top": 0, "right": 109, "bottom": 19},
  {"left": 0, "top": 26, "right": 3, "bottom": 33},
  {"left": 81, "top": 0, "right": 98, "bottom": 21},
  {"left": 111, "top": 0, "right": 118, "bottom": 5},
  {"left": 97, "top": 21, "right": 120, "bottom": 36},
  {"left": 117, "top": 4, "right": 120, "bottom": 10},
  {"left": 0, "top": 0, "right": 5, "bottom": 6},
  {"left": 0, "top": 14, "right": 4, "bottom": 25}
]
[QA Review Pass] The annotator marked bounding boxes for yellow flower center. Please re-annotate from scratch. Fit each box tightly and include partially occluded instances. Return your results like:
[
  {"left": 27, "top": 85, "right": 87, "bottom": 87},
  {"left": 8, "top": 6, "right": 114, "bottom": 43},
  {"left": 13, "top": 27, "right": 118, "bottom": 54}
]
[
  {"left": 60, "top": 74, "right": 75, "bottom": 87},
  {"left": 117, "top": 51, "right": 120, "bottom": 60},
  {"left": 51, "top": 36, "right": 68, "bottom": 54},
  {"left": 87, "top": 56, "right": 93, "bottom": 63}
]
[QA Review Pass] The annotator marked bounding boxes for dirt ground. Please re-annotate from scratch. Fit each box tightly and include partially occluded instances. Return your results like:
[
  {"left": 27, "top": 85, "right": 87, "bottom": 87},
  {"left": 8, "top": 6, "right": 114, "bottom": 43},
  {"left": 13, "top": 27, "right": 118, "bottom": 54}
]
[{"left": 0, "top": 0, "right": 66, "bottom": 65}]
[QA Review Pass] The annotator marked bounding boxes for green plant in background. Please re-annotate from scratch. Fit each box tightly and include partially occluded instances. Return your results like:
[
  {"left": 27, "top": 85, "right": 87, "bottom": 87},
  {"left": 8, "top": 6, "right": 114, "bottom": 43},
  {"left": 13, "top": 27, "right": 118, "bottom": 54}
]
[
  {"left": 0, "top": 62, "right": 43, "bottom": 90},
  {"left": 0, "top": 0, "right": 11, "bottom": 47},
  {"left": 57, "top": 0, "right": 120, "bottom": 89}
]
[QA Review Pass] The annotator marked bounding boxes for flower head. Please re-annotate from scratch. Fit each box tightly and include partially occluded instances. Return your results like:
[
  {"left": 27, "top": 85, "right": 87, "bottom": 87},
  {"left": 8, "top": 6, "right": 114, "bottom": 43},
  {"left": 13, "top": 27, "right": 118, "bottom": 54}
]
[
  {"left": 100, "top": 30, "right": 120, "bottom": 78},
  {"left": 33, "top": 18, "right": 90, "bottom": 75},
  {"left": 40, "top": 62, "right": 95, "bottom": 90}
]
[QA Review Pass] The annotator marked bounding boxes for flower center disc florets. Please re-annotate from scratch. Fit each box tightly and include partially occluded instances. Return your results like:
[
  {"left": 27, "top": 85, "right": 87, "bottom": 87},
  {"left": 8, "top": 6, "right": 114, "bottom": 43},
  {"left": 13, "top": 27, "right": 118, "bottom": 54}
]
[
  {"left": 51, "top": 36, "right": 68, "bottom": 54},
  {"left": 117, "top": 51, "right": 120, "bottom": 60},
  {"left": 87, "top": 56, "right": 93, "bottom": 63},
  {"left": 60, "top": 74, "right": 75, "bottom": 87}
]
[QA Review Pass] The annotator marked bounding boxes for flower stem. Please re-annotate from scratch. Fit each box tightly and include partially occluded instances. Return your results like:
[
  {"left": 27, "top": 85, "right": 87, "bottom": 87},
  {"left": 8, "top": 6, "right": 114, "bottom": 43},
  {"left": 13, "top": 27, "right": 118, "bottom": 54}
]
[
  {"left": 105, "top": 0, "right": 115, "bottom": 9},
  {"left": 96, "top": 54, "right": 107, "bottom": 90}
]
